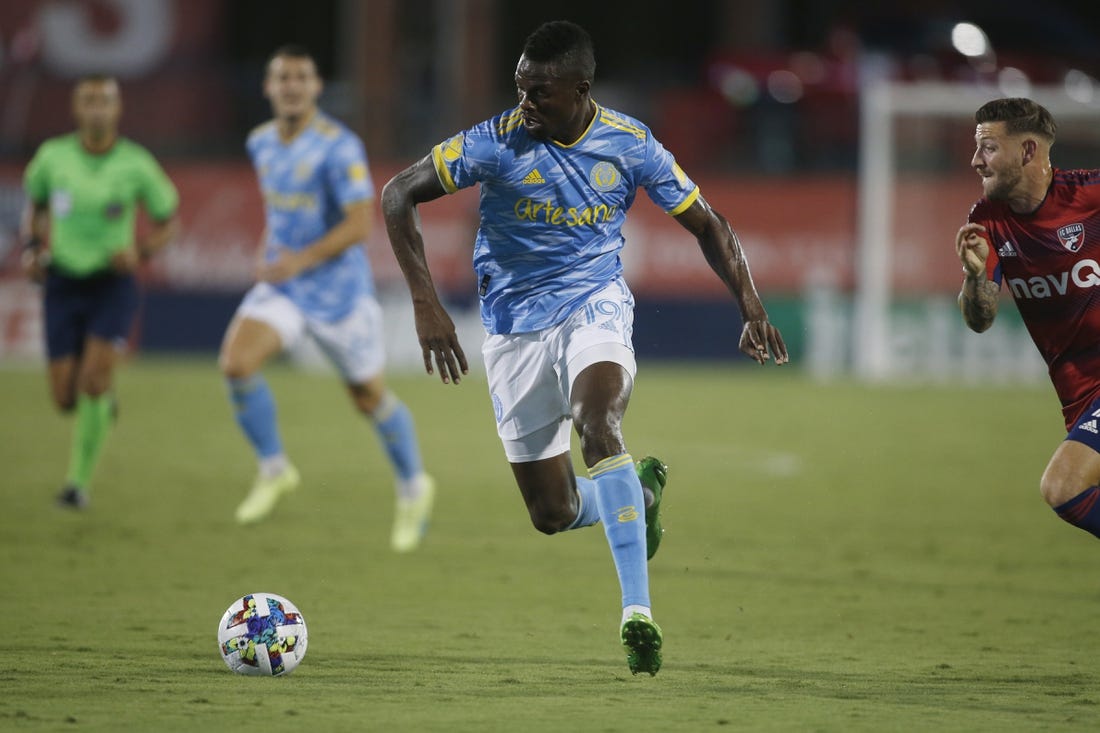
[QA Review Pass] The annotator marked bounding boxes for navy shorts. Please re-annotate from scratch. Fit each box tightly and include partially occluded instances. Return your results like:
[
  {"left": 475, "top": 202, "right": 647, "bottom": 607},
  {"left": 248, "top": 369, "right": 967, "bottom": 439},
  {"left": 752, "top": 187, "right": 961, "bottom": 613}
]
[
  {"left": 1066, "top": 394, "right": 1100, "bottom": 453},
  {"left": 43, "top": 269, "right": 139, "bottom": 359}
]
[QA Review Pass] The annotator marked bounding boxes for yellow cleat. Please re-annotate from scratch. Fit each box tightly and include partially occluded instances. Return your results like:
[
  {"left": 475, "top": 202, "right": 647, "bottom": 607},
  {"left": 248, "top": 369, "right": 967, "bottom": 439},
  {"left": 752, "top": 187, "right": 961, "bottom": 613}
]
[
  {"left": 235, "top": 464, "right": 300, "bottom": 524},
  {"left": 391, "top": 475, "right": 435, "bottom": 553}
]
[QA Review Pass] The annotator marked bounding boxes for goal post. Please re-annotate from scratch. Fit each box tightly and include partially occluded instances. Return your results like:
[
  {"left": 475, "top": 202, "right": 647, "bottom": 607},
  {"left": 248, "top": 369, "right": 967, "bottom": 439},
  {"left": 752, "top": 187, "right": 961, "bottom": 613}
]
[{"left": 854, "top": 80, "right": 1100, "bottom": 381}]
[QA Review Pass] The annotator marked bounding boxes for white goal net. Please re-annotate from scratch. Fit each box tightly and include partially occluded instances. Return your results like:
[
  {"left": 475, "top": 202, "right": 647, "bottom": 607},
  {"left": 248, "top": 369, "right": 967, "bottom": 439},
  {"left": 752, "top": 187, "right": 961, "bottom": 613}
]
[{"left": 843, "top": 80, "right": 1100, "bottom": 382}]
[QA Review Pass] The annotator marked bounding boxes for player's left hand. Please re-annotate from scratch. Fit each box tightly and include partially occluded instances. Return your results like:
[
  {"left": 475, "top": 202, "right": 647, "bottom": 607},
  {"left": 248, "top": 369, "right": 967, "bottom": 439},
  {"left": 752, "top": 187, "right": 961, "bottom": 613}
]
[
  {"left": 258, "top": 250, "right": 308, "bottom": 283},
  {"left": 110, "top": 247, "right": 139, "bottom": 274},
  {"left": 739, "top": 319, "right": 788, "bottom": 365},
  {"left": 956, "top": 223, "right": 990, "bottom": 277}
]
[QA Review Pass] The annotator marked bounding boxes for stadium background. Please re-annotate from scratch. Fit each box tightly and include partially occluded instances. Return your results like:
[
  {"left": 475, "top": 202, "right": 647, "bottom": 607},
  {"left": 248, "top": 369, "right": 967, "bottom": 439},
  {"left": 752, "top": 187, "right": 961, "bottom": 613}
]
[
  {"left": 0, "top": 0, "right": 1097, "bottom": 372},
  {"left": 5, "top": 4, "right": 1100, "bottom": 729}
]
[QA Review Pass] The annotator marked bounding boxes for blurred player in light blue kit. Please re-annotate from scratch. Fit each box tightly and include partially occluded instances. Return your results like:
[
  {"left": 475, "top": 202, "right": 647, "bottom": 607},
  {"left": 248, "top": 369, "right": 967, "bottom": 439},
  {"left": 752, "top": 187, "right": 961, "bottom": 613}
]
[
  {"left": 383, "top": 22, "right": 787, "bottom": 673},
  {"left": 219, "top": 45, "right": 433, "bottom": 551}
]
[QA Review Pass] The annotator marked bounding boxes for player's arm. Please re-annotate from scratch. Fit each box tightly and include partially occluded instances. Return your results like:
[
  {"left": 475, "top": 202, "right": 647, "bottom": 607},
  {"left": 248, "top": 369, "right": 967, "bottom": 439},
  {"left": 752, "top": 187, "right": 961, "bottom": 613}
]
[
  {"left": 674, "top": 195, "right": 788, "bottom": 365},
  {"left": 258, "top": 201, "right": 371, "bottom": 283},
  {"left": 137, "top": 214, "right": 179, "bottom": 261},
  {"left": 956, "top": 223, "right": 999, "bottom": 332},
  {"left": 381, "top": 155, "right": 468, "bottom": 384},
  {"left": 119, "top": 152, "right": 180, "bottom": 272},
  {"left": 20, "top": 200, "right": 50, "bottom": 283},
  {"left": 111, "top": 213, "right": 179, "bottom": 274}
]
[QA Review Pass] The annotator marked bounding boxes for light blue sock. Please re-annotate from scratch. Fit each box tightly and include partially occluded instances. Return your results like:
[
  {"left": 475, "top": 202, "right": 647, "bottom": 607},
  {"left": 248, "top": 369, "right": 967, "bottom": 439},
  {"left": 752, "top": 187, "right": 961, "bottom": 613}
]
[
  {"left": 590, "top": 454, "right": 650, "bottom": 609},
  {"left": 371, "top": 392, "right": 424, "bottom": 482},
  {"left": 566, "top": 476, "right": 601, "bottom": 529},
  {"left": 228, "top": 375, "right": 283, "bottom": 459}
]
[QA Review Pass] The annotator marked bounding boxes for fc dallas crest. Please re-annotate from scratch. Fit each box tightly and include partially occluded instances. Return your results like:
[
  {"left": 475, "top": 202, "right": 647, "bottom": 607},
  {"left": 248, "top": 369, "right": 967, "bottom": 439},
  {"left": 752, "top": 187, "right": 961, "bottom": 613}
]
[{"left": 1058, "top": 223, "right": 1085, "bottom": 252}]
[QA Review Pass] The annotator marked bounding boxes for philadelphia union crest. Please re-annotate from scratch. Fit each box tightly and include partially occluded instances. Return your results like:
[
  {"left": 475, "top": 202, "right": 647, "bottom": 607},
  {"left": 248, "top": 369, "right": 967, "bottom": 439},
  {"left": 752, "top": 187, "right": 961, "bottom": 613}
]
[
  {"left": 1058, "top": 223, "right": 1084, "bottom": 252},
  {"left": 589, "top": 161, "right": 620, "bottom": 192}
]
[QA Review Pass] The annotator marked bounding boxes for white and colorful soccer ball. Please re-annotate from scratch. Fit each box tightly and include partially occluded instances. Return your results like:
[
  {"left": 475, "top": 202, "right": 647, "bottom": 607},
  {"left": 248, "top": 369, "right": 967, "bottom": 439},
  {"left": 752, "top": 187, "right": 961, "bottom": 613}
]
[{"left": 217, "top": 593, "right": 308, "bottom": 676}]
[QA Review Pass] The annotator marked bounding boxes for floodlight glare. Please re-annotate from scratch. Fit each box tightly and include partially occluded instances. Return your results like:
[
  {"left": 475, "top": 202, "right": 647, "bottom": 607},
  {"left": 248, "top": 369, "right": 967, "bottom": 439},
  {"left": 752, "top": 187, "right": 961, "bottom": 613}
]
[{"left": 951, "top": 22, "right": 989, "bottom": 58}]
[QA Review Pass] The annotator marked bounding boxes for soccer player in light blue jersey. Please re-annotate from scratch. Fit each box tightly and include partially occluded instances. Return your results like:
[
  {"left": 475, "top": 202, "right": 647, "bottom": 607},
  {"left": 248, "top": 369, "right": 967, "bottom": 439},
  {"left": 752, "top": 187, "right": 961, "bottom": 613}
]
[
  {"left": 383, "top": 22, "right": 787, "bottom": 674},
  {"left": 220, "top": 45, "right": 434, "bottom": 552}
]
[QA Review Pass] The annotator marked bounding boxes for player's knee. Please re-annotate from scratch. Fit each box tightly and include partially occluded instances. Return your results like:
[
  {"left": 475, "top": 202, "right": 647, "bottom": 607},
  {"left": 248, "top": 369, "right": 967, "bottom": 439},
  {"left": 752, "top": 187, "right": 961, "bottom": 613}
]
[
  {"left": 522, "top": 489, "right": 579, "bottom": 535},
  {"left": 1039, "top": 470, "right": 1080, "bottom": 508},
  {"left": 219, "top": 351, "right": 255, "bottom": 381},
  {"left": 54, "top": 394, "right": 77, "bottom": 413},
  {"left": 527, "top": 504, "right": 573, "bottom": 535},
  {"left": 349, "top": 382, "right": 385, "bottom": 416}
]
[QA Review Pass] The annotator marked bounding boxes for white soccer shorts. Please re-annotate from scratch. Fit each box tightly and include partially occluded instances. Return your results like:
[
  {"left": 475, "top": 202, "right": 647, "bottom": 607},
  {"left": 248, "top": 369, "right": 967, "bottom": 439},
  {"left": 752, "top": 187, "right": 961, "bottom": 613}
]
[
  {"left": 236, "top": 282, "right": 385, "bottom": 384},
  {"left": 483, "top": 278, "right": 637, "bottom": 463}
]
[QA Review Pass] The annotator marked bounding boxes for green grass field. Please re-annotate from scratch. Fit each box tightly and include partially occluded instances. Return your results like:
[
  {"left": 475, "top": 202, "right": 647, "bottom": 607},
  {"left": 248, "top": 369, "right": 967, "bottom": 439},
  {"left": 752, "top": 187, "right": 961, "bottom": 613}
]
[{"left": 1, "top": 359, "right": 1096, "bottom": 732}]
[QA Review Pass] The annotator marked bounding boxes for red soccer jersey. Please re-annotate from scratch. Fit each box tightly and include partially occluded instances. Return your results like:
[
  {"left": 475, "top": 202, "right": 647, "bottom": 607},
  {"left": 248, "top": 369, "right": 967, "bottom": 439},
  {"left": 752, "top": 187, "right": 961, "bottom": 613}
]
[{"left": 969, "top": 168, "right": 1100, "bottom": 430}]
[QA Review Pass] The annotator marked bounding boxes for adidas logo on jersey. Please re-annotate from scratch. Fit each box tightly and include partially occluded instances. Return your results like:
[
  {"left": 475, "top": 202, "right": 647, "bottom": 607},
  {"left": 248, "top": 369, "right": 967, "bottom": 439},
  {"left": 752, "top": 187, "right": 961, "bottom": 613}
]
[
  {"left": 1080, "top": 419, "right": 1099, "bottom": 434},
  {"left": 998, "top": 241, "right": 1017, "bottom": 257},
  {"left": 521, "top": 169, "right": 546, "bottom": 184}
]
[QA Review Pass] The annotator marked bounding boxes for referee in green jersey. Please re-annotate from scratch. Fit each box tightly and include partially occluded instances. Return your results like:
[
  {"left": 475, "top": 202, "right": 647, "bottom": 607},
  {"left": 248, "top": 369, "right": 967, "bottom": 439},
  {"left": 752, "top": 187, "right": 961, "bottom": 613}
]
[{"left": 21, "top": 74, "right": 179, "bottom": 509}]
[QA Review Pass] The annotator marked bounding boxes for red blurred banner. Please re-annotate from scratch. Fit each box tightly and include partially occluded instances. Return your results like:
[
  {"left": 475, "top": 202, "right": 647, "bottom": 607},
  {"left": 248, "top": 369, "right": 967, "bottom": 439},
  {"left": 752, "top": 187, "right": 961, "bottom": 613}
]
[
  {"left": 0, "top": 0, "right": 231, "bottom": 150},
  {"left": 0, "top": 160, "right": 984, "bottom": 296}
]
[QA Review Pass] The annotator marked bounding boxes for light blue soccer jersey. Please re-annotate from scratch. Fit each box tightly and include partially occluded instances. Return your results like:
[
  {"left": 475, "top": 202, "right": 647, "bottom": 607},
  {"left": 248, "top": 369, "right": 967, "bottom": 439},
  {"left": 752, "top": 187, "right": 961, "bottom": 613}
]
[
  {"left": 431, "top": 102, "right": 699, "bottom": 334},
  {"left": 247, "top": 111, "right": 375, "bottom": 321}
]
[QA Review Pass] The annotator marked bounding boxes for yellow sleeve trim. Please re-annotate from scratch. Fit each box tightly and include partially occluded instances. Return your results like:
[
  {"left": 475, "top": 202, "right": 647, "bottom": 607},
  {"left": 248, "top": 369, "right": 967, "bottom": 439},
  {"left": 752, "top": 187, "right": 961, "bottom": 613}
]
[
  {"left": 497, "top": 108, "right": 524, "bottom": 135},
  {"left": 598, "top": 110, "right": 647, "bottom": 140},
  {"left": 431, "top": 144, "right": 458, "bottom": 194},
  {"left": 667, "top": 185, "right": 700, "bottom": 216}
]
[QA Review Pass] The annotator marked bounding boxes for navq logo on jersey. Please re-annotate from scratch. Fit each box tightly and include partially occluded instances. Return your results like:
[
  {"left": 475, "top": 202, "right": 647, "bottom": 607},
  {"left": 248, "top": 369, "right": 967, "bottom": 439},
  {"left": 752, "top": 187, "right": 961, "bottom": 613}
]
[
  {"left": 1007, "top": 258, "right": 1100, "bottom": 299},
  {"left": 1058, "top": 223, "right": 1085, "bottom": 252}
]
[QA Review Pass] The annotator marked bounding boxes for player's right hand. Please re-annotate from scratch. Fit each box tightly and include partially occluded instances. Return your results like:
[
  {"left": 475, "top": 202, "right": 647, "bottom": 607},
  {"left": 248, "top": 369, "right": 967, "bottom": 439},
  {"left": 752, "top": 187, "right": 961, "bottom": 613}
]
[
  {"left": 956, "top": 223, "right": 990, "bottom": 278},
  {"left": 413, "top": 301, "right": 468, "bottom": 385},
  {"left": 21, "top": 248, "right": 48, "bottom": 283}
]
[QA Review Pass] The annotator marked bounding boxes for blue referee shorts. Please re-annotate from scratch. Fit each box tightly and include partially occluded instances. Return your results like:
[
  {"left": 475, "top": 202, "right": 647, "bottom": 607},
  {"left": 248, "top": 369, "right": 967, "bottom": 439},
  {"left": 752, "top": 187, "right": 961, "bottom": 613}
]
[{"left": 43, "top": 268, "right": 139, "bottom": 360}]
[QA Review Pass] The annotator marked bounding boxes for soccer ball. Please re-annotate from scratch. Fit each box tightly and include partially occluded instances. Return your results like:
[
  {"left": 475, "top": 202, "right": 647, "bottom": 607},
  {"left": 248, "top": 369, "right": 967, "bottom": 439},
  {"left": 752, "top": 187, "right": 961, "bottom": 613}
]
[{"left": 217, "top": 593, "right": 308, "bottom": 676}]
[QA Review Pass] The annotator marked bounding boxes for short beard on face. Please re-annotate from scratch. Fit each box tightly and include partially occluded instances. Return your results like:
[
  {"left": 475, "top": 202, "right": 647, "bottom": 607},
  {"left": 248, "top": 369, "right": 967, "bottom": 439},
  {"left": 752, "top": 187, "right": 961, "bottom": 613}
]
[{"left": 984, "top": 169, "right": 1022, "bottom": 201}]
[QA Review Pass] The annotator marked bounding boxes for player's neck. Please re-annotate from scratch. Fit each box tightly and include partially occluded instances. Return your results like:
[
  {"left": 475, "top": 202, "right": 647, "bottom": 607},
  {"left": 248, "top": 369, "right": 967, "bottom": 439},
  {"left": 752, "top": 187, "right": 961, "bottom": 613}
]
[
  {"left": 79, "top": 130, "right": 117, "bottom": 155},
  {"left": 277, "top": 108, "right": 317, "bottom": 143},
  {"left": 1008, "top": 164, "right": 1053, "bottom": 215},
  {"left": 555, "top": 99, "right": 596, "bottom": 146}
]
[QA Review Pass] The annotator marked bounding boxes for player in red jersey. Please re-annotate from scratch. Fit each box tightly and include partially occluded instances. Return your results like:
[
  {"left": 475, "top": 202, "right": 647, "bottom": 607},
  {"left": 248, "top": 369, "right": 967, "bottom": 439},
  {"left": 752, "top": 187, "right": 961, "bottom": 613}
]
[{"left": 957, "top": 97, "right": 1100, "bottom": 538}]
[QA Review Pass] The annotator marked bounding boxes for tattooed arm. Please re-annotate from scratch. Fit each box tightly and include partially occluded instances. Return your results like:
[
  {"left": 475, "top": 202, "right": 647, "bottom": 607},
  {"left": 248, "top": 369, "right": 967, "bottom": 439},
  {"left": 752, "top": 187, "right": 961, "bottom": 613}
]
[{"left": 956, "top": 223, "right": 999, "bottom": 333}]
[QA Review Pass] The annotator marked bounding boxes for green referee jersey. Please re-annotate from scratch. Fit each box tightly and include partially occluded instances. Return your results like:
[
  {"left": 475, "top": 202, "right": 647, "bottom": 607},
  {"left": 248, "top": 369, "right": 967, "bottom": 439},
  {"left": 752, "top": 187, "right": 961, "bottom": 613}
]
[{"left": 24, "top": 133, "right": 178, "bottom": 277}]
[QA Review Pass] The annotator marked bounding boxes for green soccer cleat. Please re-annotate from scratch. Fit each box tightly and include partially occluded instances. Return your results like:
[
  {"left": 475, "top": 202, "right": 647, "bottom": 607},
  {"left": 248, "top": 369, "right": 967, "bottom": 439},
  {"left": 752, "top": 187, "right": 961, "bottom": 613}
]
[
  {"left": 636, "top": 456, "right": 668, "bottom": 560},
  {"left": 235, "top": 464, "right": 300, "bottom": 524},
  {"left": 621, "top": 612, "right": 663, "bottom": 676},
  {"left": 391, "top": 475, "right": 435, "bottom": 553}
]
